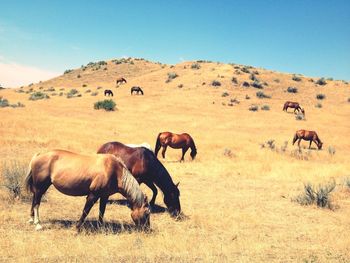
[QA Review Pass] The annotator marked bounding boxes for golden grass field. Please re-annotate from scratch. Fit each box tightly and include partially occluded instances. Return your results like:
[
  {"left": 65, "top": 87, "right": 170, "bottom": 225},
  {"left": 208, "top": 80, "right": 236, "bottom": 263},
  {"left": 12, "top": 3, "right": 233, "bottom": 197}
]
[{"left": 0, "top": 58, "right": 350, "bottom": 262}]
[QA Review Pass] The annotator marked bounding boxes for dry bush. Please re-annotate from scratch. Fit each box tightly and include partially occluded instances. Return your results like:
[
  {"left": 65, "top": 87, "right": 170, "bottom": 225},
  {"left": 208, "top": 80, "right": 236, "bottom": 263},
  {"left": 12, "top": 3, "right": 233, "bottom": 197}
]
[
  {"left": 295, "top": 113, "right": 305, "bottom": 120},
  {"left": 328, "top": 146, "right": 336, "bottom": 156}
]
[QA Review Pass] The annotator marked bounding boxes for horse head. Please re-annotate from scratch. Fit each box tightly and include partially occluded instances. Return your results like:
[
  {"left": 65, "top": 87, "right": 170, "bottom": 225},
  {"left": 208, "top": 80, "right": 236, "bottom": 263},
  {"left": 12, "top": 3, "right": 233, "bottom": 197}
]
[
  {"left": 163, "top": 182, "right": 181, "bottom": 217},
  {"left": 190, "top": 148, "right": 197, "bottom": 160},
  {"left": 317, "top": 141, "right": 323, "bottom": 150},
  {"left": 131, "top": 195, "right": 151, "bottom": 230}
]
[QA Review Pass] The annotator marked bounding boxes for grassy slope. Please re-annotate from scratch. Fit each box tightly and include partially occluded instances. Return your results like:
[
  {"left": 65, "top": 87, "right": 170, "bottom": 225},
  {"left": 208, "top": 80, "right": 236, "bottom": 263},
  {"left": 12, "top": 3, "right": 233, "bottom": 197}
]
[{"left": 0, "top": 58, "right": 350, "bottom": 262}]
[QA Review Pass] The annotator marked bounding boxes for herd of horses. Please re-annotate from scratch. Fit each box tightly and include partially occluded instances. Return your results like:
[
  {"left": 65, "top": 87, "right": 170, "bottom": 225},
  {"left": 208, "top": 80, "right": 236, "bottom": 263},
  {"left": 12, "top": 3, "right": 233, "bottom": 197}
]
[
  {"left": 105, "top": 78, "right": 144, "bottom": 97},
  {"left": 24, "top": 77, "right": 324, "bottom": 232}
]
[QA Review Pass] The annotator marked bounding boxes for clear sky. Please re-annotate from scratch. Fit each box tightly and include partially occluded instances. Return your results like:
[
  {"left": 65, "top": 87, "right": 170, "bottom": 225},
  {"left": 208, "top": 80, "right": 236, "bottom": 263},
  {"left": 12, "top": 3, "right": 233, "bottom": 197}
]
[{"left": 0, "top": 0, "right": 349, "bottom": 87}]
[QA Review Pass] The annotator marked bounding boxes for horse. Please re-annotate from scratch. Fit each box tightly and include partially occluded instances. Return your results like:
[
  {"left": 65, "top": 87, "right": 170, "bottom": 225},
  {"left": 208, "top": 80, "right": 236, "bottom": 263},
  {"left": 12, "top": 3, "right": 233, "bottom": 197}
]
[
  {"left": 116, "top": 77, "right": 127, "bottom": 85},
  {"left": 292, "top": 129, "right": 323, "bottom": 150},
  {"left": 104, "top": 89, "right": 113, "bottom": 96},
  {"left": 283, "top": 101, "right": 305, "bottom": 116},
  {"left": 155, "top": 132, "right": 197, "bottom": 162},
  {"left": 24, "top": 150, "right": 150, "bottom": 231},
  {"left": 97, "top": 142, "right": 181, "bottom": 217},
  {"left": 131, "top": 86, "right": 144, "bottom": 95},
  {"left": 125, "top": 142, "right": 152, "bottom": 152}
]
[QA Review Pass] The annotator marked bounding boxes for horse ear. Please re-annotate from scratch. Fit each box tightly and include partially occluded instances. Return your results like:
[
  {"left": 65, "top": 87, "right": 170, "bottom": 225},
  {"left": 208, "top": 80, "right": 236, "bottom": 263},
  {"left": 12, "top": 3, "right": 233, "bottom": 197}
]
[
  {"left": 144, "top": 195, "right": 148, "bottom": 203},
  {"left": 176, "top": 182, "right": 180, "bottom": 187}
]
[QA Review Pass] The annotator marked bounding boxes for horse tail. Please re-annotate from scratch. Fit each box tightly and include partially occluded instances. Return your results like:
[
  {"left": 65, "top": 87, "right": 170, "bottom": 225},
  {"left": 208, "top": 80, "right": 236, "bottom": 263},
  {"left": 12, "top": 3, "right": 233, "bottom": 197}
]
[
  {"left": 141, "top": 89, "right": 144, "bottom": 95},
  {"left": 24, "top": 153, "right": 40, "bottom": 193},
  {"left": 154, "top": 133, "right": 162, "bottom": 157}
]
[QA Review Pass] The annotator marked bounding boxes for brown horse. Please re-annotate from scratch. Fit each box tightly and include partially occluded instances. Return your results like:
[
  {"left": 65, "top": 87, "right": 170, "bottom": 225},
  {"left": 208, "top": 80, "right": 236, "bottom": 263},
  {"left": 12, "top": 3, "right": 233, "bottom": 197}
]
[
  {"left": 25, "top": 150, "right": 150, "bottom": 231},
  {"left": 155, "top": 132, "right": 197, "bottom": 162},
  {"left": 116, "top": 77, "right": 127, "bottom": 85},
  {"left": 292, "top": 129, "right": 323, "bottom": 149},
  {"left": 283, "top": 101, "right": 305, "bottom": 115},
  {"left": 97, "top": 142, "right": 181, "bottom": 217}
]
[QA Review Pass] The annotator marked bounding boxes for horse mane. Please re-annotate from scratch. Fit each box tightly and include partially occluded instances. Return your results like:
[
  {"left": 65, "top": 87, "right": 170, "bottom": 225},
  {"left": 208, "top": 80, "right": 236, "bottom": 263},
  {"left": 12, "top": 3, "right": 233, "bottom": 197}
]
[{"left": 116, "top": 156, "right": 145, "bottom": 207}]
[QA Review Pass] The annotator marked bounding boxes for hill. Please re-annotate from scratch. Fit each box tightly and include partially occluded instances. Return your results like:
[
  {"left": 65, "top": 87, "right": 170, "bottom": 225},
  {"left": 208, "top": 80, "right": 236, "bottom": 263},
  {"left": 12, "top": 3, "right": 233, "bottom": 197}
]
[{"left": 0, "top": 57, "right": 350, "bottom": 262}]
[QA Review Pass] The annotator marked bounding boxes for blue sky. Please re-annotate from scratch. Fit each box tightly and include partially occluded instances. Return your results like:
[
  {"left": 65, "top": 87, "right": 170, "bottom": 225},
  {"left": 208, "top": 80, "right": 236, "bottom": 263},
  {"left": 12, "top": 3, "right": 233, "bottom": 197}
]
[{"left": 0, "top": 0, "right": 349, "bottom": 86}]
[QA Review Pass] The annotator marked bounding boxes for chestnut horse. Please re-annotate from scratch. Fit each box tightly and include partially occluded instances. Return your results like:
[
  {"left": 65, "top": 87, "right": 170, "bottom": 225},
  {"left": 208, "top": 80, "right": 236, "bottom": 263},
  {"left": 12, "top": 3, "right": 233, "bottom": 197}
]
[
  {"left": 283, "top": 101, "right": 305, "bottom": 115},
  {"left": 25, "top": 150, "right": 150, "bottom": 231},
  {"left": 97, "top": 142, "right": 181, "bottom": 217},
  {"left": 116, "top": 77, "right": 127, "bottom": 85},
  {"left": 155, "top": 132, "right": 197, "bottom": 162},
  {"left": 292, "top": 129, "right": 323, "bottom": 149}
]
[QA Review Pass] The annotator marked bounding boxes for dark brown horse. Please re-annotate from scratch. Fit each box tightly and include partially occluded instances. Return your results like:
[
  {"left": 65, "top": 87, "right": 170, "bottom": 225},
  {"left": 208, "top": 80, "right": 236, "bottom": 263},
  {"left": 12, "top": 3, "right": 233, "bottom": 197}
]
[
  {"left": 292, "top": 129, "right": 323, "bottom": 149},
  {"left": 104, "top": 89, "right": 113, "bottom": 96},
  {"left": 283, "top": 101, "right": 305, "bottom": 115},
  {"left": 97, "top": 142, "right": 181, "bottom": 217},
  {"left": 155, "top": 132, "right": 197, "bottom": 162},
  {"left": 116, "top": 77, "right": 127, "bottom": 85},
  {"left": 131, "top": 86, "right": 144, "bottom": 95},
  {"left": 25, "top": 150, "right": 150, "bottom": 231}
]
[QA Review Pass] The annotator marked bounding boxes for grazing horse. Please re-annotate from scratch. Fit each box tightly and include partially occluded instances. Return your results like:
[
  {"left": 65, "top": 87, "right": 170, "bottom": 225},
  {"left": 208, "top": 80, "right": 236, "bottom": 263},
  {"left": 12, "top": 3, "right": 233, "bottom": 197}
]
[
  {"left": 131, "top": 86, "right": 144, "bottom": 95},
  {"left": 283, "top": 101, "right": 305, "bottom": 115},
  {"left": 125, "top": 142, "right": 152, "bottom": 152},
  {"left": 97, "top": 142, "right": 181, "bottom": 217},
  {"left": 104, "top": 89, "right": 113, "bottom": 96},
  {"left": 25, "top": 150, "right": 150, "bottom": 231},
  {"left": 292, "top": 129, "right": 323, "bottom": 149},
  {"left": 116, "top": 77, "right": 127, "bottom": 85},
  {"left": 155, "top": 132, "right": 197, "bottom": 162}
]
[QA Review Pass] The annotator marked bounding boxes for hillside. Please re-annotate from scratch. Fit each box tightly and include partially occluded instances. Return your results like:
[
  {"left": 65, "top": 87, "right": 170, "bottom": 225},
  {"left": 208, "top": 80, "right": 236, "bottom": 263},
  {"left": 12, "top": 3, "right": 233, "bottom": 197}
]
[{"left": 0, "top": 57, "right": 350, "bottom": 262}]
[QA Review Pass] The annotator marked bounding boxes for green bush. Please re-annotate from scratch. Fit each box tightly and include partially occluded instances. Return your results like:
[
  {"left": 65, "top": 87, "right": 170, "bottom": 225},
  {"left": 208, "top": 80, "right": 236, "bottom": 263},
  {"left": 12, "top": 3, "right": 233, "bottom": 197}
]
[
  {"left": 256, "top": 91, "right": 271, "bottom": 99},
  {"left": 29, "top": 92, "right": 49, "bottom": 101},
  {"left": 316, "top": 78, "right": 327, "bottom": 85},
  {"left": 261, "top": 105, "right": 270, "bottom": 111},
  {"left": 287, "top": 87, "right": 298, "bottom": 93},
  {"left": 0, "top": 97, "right": 9, "bottom": 107},
  {"left": 94, "top": 99, "right": 116, "bottom": 111}
]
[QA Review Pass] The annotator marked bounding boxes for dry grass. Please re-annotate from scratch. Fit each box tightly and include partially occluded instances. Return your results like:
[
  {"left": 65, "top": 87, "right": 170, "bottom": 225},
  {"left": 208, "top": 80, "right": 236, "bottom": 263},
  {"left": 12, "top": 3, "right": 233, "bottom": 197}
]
[{"left": 0, "top": 58, "right": 350, "bottom": 262}]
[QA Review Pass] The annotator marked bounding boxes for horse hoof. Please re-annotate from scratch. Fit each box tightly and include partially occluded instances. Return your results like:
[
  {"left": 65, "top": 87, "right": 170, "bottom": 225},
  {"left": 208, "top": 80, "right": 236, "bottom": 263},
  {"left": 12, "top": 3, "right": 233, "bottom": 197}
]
[
  {"left": 28, "top": 218, "right": 34, "bottom": 224},
  {"left": 35, "top": 224, "right": 43, "bottom": 231}
]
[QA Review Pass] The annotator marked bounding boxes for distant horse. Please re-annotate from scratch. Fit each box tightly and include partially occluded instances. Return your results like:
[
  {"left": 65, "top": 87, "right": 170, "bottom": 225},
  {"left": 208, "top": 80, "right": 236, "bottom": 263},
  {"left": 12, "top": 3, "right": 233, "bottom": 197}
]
[
  {"left": 25, "top": 150, "right": 150, "bottom": 231},
  {"left": 116, "top": 77, "right": 127, "bottom": 85},
  {"left": 104, "top": 89, "right": 113, "bottom": 96},
  {"left": 283, "top": 101, "right": 305, "bottom": 115},
  {"left": 97, "top": 142, "right": 181, "bottom": 217},
  {"left": 292, "top": 129, "right": 323, "bottom": 149},
  {"left": 155, "top": 132, "right": 197, "bottom": 162},
  {"left": 131, "top": 86, "right": 144, "bottom": 95},
  {"left": 125, "top": 142, "right": 152, "bottom": 152}
]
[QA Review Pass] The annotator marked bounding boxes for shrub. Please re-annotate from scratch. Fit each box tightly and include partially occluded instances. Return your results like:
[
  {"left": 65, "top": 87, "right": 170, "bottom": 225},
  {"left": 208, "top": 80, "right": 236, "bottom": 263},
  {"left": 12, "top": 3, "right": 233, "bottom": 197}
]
[
  {"left": 293, "top": 181, "right": 336, "bottom": 209},
  {"left": 85, "top": 89, "right": 91, "bottom": 93},
  {"left": 29, "top": 92, "right": 49, "bottom": 101},
  {"left": 64, "top": 69, "right": 73, "bottom": 74},
  {"left": 274, "top": 79, "right": 280, "bottom": 83},
  {"left": 77, "top": 74, "right": 81, "bottom": 78},
  {"left": 347, "top": 98, "right": 350, "bottom": 103},
  {"left": 250, "top": 74, "right": 258, "bottom": 81},
  {"left": 315, "top": 103, "right": 322, "bottom": 108},
  {"left": 211, "top": 80, "right": 221, "bottom": 87},
  {"left": 241, "top": 67, "right": 250, "bottom": 73},
  {"left": 231, "top": 77, "right": 238, "bottom": 84},
  {"left": 94, "top": 99, "right": 116, "bottom": 111},
  {"left": 328, "top": 146, "right": 336, "bottom": 156},
  {"left": 292, "top": 75, "right": 302, "bottom": 82},
  {"left": 245, "top": 94, "right": 250, "bottom": 99},
  {"left": 287, "top": 87, "right": 298, "bottom": 93},
  {"left": 1, "top": 161, "right": 29, "bottom": 200},
  {"left": 261, "top": 105, "right": 270, "bottom": 111},
  {"left": 230, "top": 98, "right": 240, "bottom": 104},
  {"left": 223, "top": 148, "right": 234, "bottom": 158},
  {"left": 97, "top": 86, "right": 102, "bottom": 90},
  {"left": 221, "top": 92, "right": 229, "bottom": 97},
  {"left": 249, "top": 105, "right": 258, "bottom": 111},
  {"left": 316, "top": 94, "right": 326, "bottom": 100},
  {"left": 91, "top": 92, "right": 98, "bottom": 96},
  {"left": 242, "top": 81, "right": 250, "bottom": 87},
  {"left": 45, "top": 87, "right": 55, "bottom": 92},
  {"left": 0, "top": 97, "right": 9, "bottom": 107},
  {"left": 316, "top": 78, "right": 327, "bottom": 85},
  {"left": 177, "top": 84, "right": 183, "bottom": 88},
  {"left": 67, "top": 89, "right": 80, "bottom": 98},
  {"left": 256, "top": 91, "right": 271, "bottom": 99},
  {"left": 191, "top": 63, "right": 201, "bottom": 69},
  {"left": 251, "top": 81, "right": 263, "bottom": 89},
  {"left": 10, "top": 102, "right": 25, "bottom": 108},
  {"left": 295, "top": 113, "right": 305, "bottom": 120},
  {"left": 82, "top": 84, "right": 87, "bottom": 87}
]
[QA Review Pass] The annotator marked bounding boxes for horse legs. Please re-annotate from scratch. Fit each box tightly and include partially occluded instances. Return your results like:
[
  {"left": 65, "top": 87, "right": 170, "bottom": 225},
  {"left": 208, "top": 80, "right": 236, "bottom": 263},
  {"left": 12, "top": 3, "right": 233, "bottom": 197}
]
[
  {"left": 144, "top": 181, "right": 158, "bottom": 208},
  {"left": 309, "top": 140, "right": 313, "bottom": 149},
  {"left": 76, "top": 193, "right": 99, "bottom": 230},
  {"left": 161, "top": 146, "right": 167, "bottom": 159},
  {"left": 98, "top": 195, "right": 109, "bottom": 226},
  {"left": 298, "top": 138, "right": 302, "bottom": 147},
  {"left": 180, "top": 147, "right": 189, "bottom": 162}
]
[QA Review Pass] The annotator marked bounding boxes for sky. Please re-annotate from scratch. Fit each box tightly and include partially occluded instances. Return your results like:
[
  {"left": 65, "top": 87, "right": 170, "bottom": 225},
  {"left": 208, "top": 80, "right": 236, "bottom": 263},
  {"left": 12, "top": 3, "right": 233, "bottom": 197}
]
[{"left": 0, "top": 0, "right": 349, "bottom": 87}]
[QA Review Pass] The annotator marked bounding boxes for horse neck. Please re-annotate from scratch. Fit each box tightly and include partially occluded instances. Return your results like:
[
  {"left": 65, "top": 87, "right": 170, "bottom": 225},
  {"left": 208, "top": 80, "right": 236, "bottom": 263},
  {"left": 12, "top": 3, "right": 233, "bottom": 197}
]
[
  {"left": 120, "top": 165, "right": 144, "bottom": 208},
  {"left": 151, "top": 160, "right": 176, "bottom": 196},
  {"left": 189, "top": 139, "right": 197, "bottom": 153}
]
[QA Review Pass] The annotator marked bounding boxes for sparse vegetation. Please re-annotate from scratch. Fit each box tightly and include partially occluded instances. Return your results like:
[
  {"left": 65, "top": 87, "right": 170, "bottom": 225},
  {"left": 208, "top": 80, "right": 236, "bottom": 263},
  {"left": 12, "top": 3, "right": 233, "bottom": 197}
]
[
  {"left": 249, "top": 105, "right": 258, "bottom": 111},
  {"left": 67, "top": 89, "right": 80, "bottom": 98},
  {"left": 223, "top": 148, "right": 234, "bottom": 158},
  {"left": 251, "top": 81, "right": 263, "bottom": 89},
  {"left": 256, "top": 91, "right": 271, "bottom": 98},
  {"left": 77, "top": 74, "right": 81, "bottom": 78},
  {"left": 0, "top": 97, "right": 9, "bottom": 107},
  {"left": 166, "top": 72, "right": 178, "bottom": 82},
  {"left": 178, "top": 84, "right": 183, "bottom": 88},
  {"left": 231, "top": 77, "right": 238, "bottom": 84},
  {"left": 1, "top": 161, "right": 29, "bottom": 201},
  {"left": 295, "top": 113, "right": 305, "bottom": 120},
  {"left": 64, "top": 69, "right": 73, "bottom": 74},
  {"left": 249, "top": 74, "right": 258, "bottom": 81},
  {"left": 211, "top": 80, "right": 221, "bottom": 87},
  {"left": 328, "top": 146, "right": 336, "bottom": 156},
  {"left": 85, "top": 89, "right": 91, "bottom": 93},
  {"left": 261, "top": 105, "right": 270, "bottom": 111},
  {"left": 293, "top": 181, "right": 336, "bottom": 209},
  {"left": 91, "top": 92, "right": 98, "bottom": 96},
  {"left": 242, "top": 81, "right": 250, "bottom": 87},
  {"left": 29, "top": 91, "right": 49, "bottom": 101},
  {"left": 191, "top": 63, "right": 201, "bottom": 70},
  {"left": 316, "top": 93, "right": 326, "bottom": 100},
  {"left": 241, "top": 67, "right": 250, "bottom": 74},
  {"left": 316, "top": 78, "right": 327, "bottom": 85},
  {"left": 221, "top": 92, "right": 229, "bottom": 97},
  {"left": 287, "top": 87, "right": 298, "bottom": 93},
  {"left": 292, "top": 75, "right": 302, "bottom": 82},
  {"left": 82, "top": 84, "right": 87, "bottom": 87},
  {"left": 245, "top": 94, "right": 250, "bottom": 99},
  {"left": 315, "top": 103, "right": 322, "bottom": 108},
  {"left": 94, "top": 99, "right": 116, "bottom": 111}
]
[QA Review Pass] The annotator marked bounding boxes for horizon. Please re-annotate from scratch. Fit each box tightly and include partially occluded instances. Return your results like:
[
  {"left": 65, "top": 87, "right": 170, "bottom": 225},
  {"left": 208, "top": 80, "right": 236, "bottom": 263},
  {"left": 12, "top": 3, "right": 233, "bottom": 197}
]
[{"left": 1, "top": 0, "right": 349, "bottom": 87}]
